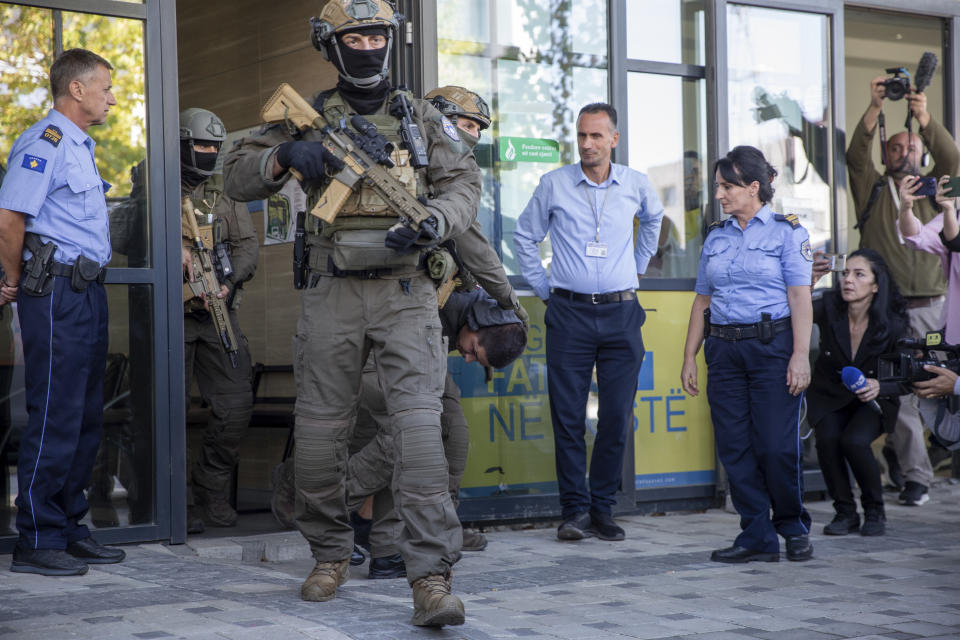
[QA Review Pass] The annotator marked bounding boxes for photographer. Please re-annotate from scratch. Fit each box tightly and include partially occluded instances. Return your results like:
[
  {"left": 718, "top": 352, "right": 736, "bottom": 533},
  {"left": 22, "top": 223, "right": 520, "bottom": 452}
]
[
  {"left": 847, "top": 73, "right": 959, "bottom": 506},
  {"left": 898, "top": 175, "right": 960, "bottom": 345}
]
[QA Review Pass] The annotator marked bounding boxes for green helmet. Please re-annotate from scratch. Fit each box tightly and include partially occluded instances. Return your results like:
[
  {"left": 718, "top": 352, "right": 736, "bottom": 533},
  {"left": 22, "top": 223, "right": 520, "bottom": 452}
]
[
  {"left": 425, "top": 85, "right": 491, "bottom": 130},
  {"left": 309, "top": 0, "right": 401, "bottom": 88},
  {"left": 179, "top": 108, "right": 226, "bottom": 144}
]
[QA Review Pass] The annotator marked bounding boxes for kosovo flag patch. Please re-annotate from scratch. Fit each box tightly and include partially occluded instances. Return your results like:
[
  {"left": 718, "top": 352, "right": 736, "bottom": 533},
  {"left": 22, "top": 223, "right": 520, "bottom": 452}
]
[
  {"left": 41, "top": 125, "right": 62, "bottom": 146},
  {"left": 21, "top": 154, "right": 47, "bottom": 173}
]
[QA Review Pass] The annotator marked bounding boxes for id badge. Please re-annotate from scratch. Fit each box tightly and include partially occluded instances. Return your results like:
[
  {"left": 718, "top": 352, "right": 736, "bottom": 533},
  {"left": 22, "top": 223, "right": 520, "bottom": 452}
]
[{"left": 585, "top": 242, "right": 608, "bottom": 258}]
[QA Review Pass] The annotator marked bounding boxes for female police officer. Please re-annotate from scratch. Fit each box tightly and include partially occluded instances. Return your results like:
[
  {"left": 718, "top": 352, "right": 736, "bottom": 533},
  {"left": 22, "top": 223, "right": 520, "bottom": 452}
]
[{"left": 681, "top": 146, "right": 814, "bottom": 563}]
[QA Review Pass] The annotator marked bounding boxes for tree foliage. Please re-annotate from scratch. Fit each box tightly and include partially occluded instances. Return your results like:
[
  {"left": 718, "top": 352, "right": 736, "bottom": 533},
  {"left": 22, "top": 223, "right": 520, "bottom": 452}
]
[{"left": 0, "top": 5, "right": 145, "bottom": 197}]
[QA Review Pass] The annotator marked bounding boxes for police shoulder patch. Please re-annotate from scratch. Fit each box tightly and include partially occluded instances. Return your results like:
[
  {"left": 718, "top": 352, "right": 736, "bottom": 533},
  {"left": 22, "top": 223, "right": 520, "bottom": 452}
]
[
  {"left": 440, "top": 115, "right": 460, "bottom": 142},
  {"left": 774, "top": 213, "right": 801, "bottom": 228},
  {"left": 41, "top": 125, "right": 62, "bottom": 147},
  {"left": 800, "top": 238, "right": 813, "bottom": 261}
]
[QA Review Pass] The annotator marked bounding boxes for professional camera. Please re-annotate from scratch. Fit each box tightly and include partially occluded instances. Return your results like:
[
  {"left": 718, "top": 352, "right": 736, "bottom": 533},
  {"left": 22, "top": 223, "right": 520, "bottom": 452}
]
[
  {"left": 878, "top": 331, "right": 960, "bottom": 384},
  {"left": 881, "top": 67, "right": 911, "bottom": 101}
]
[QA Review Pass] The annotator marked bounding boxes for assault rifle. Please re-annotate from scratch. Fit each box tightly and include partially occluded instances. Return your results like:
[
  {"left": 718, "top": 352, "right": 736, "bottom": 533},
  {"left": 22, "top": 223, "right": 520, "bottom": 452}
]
[
  {"left": 182, "top": 195, "right": 240, "bottom": 368},
  {"left": 260, "top": 83, "right": 438, "bottom": 242}
]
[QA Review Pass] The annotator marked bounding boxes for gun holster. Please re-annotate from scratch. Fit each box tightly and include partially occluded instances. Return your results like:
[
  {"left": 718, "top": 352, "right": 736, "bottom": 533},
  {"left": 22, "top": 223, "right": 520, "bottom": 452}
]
[
  {"left": 70, "top": 254, "right": 103, "bottom": 293},
  {"left": 758, "top": 312, "right": 775, "bottom": 344},
  {"left": 20, "top": 234, "right": 57, "bottom": 297},
  {"left": 703, "top": 308, "right": 711, "bottom": 341}
]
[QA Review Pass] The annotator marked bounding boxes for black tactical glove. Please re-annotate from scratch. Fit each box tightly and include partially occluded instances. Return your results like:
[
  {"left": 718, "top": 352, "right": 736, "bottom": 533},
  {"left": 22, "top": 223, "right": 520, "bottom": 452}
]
[
  {"left": 384, "top": 217, "right": 442, "bottom": 254},
  {"left": 275, "top": 141, "right": 343, "bottom": 183}
]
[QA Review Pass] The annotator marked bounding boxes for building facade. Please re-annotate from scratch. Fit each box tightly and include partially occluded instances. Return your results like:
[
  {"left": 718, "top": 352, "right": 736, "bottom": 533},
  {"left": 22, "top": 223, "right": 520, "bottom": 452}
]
[{"left": 0, "top": 0, "right": 957, "bottom": 548}]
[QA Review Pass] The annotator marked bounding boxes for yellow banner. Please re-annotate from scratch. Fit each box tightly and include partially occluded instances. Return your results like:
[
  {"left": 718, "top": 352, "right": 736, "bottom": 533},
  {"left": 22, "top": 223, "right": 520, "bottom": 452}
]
[{"left": 452, "top": 291, "right": 715, "bottom": 497}]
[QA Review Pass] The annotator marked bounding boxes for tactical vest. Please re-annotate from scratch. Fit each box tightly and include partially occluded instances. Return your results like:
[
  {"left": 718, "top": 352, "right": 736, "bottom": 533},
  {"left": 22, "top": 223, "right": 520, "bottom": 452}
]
[
  {"left": 304, "top": 89, "right": 428, "bottom": 273},
  {"left": 182, "top": 175, "right": 223, "bottom": 251}
]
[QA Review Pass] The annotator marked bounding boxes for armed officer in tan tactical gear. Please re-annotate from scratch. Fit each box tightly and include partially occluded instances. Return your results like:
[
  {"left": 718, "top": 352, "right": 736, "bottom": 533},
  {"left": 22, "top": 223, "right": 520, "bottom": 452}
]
[
  {"left": 269, "top": 85, "right": 524, "bottom": 573},
  {"left": 180, "top": 108, "right": 258, "bottom": 532},
  {"left": 223, "top": 0, "right": 480, "bottom": 627}
]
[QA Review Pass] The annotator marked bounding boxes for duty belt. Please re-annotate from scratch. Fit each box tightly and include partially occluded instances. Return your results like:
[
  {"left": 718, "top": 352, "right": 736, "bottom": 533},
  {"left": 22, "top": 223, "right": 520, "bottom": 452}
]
[
  {"left": 709, "top": 317, "right": 791, "bottom": 341},
  {"left": 48, "top": 260, "right": 107, "bottom": 284},
  {"left": 551, "top": 288, "right": 637, "bottom": 304}
]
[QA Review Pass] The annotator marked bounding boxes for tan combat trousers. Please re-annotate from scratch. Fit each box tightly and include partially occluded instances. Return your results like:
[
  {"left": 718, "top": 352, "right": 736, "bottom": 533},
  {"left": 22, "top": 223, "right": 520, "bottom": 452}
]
[{"left": 293, "top": 273, "right": 461, "bottom": 583}]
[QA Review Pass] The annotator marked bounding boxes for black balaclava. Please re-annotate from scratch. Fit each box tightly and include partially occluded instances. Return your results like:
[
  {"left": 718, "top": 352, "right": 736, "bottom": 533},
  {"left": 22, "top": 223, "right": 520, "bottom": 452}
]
[
  {"left": 330, "top": 26, "right": 391, "bottom": 114},
  {"left": 181, "top": 139, "right": 219, "bottom": 189}
]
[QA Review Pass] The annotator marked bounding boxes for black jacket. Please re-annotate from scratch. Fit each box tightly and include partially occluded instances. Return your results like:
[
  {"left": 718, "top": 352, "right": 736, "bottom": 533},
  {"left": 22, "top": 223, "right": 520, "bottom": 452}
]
[{"left": 806, "top": 293, "right": 908, "bottom": 433}]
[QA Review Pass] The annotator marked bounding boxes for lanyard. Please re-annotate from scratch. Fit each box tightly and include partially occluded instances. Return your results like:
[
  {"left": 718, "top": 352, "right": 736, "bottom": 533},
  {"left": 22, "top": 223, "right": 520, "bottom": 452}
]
[{"left": 581, "top": 182, "right": 611, "bottom": 243}]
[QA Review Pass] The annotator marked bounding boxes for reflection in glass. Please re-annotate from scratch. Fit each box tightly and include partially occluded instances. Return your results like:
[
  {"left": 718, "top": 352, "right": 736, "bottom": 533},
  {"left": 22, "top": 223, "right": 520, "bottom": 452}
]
[
  {"left": 86, "top": 284, "right": 156, "bottom": 529},
  {"left": 0, "top": 5, "right": 55, "bottom": 170},
  {"left": 0, "top": 285, "right": 154, "bottom": 537},
  {"left": 437, "top": 0, "right": 608, "bottom": 277},
  {"left": 626, "top": 1, "right": 705, "bottom": 65},
  {"left": 628, "top": 74, "right": 707, "bottom": 278},
  {"left": 727, "top": 5, "right": 833, "bottom": 254}
]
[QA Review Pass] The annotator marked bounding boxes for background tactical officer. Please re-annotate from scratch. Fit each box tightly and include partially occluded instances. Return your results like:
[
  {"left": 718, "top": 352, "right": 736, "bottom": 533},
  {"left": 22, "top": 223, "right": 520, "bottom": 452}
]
[
  {"left": 180, "top": 108, "right": 258, "bottom": 532},
  {"left": 223, "top": 0, "right": 480, "bottom": 627}
]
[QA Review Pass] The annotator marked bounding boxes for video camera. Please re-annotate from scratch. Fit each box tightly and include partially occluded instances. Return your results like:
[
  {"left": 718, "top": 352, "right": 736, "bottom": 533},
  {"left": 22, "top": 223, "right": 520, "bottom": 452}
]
[
  {"left": 878, "top": 331, "right": 960, "bottom": 384},
  {"left": 881, "top": 67, "right": 911, "bottom": 101}
]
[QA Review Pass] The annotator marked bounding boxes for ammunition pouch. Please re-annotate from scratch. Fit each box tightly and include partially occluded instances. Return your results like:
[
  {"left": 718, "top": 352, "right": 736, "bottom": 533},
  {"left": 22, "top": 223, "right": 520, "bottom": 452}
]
[
  {"left": 758, "top": 312, "right": 775, "bottom": 344},
  {"left": 329, "top": 229, "right": 422, "bottom": 272},
  {"left": 68, "top": 254, "right": 103, "bottom": 293}
]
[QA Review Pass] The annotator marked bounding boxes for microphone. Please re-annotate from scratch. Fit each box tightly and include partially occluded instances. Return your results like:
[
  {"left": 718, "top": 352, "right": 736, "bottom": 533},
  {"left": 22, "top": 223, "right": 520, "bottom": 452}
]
[
  {"left": 841, "top": 366, "right": 883, "bottom": 416},
  {"left": 914, "top": 52, "right": 938, "bottom": 93}
]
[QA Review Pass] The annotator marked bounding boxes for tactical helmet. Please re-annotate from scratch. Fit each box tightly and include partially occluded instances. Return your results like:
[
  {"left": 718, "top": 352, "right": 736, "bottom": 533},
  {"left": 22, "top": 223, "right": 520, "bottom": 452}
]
[
  {"left": 310, "top": 0, "right": 401, "bottom": 88},
  {"left": 179, "top": 108, "right": 226, "bottom": 144},
  {"left": 425, "top": 85, "right": 491, "bottom": 130}
]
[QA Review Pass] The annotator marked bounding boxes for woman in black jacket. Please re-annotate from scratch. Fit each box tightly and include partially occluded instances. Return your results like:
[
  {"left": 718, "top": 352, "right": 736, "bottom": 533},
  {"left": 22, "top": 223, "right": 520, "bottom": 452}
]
[{"left": 807, "top": 248, "right": 908, "bottom": 537}]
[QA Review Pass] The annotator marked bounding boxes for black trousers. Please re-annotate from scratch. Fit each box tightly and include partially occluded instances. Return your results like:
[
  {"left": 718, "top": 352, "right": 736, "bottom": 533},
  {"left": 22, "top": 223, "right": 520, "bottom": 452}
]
[
  {"left": 544, "top": 295, "right": 645, "bottom": 520},
  {"left": 813, "top": 401, "right": 884, "bottom": 514}
]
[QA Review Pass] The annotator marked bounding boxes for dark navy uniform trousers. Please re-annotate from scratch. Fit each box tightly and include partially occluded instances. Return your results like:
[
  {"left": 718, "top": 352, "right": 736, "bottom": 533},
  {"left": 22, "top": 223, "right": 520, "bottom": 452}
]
[
  {"left": 15, "top": 276, "right": 108, "bottom": 549},
  {"left": 704, "top": 329, "right": 811, "bottom": 553},
  {"left": 545, "top": 295, "right": 645, "bottom": 520}
]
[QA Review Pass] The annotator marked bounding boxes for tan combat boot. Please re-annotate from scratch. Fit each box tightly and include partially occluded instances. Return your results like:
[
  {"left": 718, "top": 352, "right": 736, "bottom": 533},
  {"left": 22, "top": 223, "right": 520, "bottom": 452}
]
[
  {"left": 411, "top": 572, "right": 465, "bottom": 626},
  {"left": 301, "top": 558, "right": 349, "bottom": 602},
  {"left": 194, "top": 487, "right": 238, "bottom": 527}
]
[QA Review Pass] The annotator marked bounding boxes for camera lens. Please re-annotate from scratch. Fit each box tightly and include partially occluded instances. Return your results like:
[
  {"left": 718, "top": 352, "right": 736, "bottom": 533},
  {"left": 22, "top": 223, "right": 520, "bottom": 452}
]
[{"left": 884, "top": 78, "right": 907, "bottom": 101}]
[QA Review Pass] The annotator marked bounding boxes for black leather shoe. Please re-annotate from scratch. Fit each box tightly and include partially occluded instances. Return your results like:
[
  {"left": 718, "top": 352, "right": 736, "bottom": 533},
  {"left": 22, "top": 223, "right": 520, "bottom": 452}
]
[
  {"left": 66, "top": 537, "right": 125, "bottom": 564},
  {"left": 710, "top": 545, "right": 779, "bottom": 564},
  {"left": 557, "top": 512, "right": 594, "bottom": 541},
  {"left": 11, "top": 543, "right": 88, "bottom": 576},
  {"left": 350, "top": 544, "right": 366, "bottom": 567},
  {"left": 823, "top": 512, "right": 859, "bottom": 536},
  {"left": 368, "top": 553, "right": 406, "bottom": 579},
  {"left": 589, "top": 511, "right": 625, "bottom": 541},
  {"left": 785, "top": 535, "right": 813, "bottom": 561}
]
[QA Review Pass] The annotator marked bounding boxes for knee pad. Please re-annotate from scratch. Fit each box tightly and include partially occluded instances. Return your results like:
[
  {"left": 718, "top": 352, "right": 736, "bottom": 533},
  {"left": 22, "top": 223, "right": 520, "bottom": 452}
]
[
  {"left": 393, "top": 412, "right": 448, "bottom": 496},
  {"left": 295, "top": 417, "right": 351, "bottom": 489}
]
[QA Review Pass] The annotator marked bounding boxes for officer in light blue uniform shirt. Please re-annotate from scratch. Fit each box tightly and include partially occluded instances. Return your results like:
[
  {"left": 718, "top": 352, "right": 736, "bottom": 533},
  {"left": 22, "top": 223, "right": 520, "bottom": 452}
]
[
  {"left": 681, "top": 146, "right": 814, "bottom": 565},
  {"left": 0, "top": 49, "right": 125, "bottom": 576},
  {"left": 514, "top": 103, "right": 663, "bottom": 543}
]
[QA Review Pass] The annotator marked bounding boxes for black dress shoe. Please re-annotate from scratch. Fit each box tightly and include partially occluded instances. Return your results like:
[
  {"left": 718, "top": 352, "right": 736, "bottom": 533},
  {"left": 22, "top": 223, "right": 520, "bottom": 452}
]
[
  {"left": 350, "top": 544, "right": 366, "bottom": 567},
  {"left": 589, "top": 511, "right": 625, "bottom": 541},
  {"left": 785, "top": 535, "right": 813, "bottom": 562},
  {"left": 710, "top": 545, "right": 779, "bottom": 563},
  {"left": 368, "top": 553, "right": 406, "bottom": 579},
  {"left": 66, "top": 537, "right": 125, "bottom": 564},
  {"left": 11, "top": 543, "right": 88, "bottom": 576},
  {"left": 823, "top": 512, "right": 859, "bottom": 536},
  {"left": 557, "top": 512, "right": 594, "bottom": 541}
]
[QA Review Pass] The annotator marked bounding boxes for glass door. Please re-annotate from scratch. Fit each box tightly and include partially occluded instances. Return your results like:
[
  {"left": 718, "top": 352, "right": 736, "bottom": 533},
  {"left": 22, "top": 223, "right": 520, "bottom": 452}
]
[{"left": 0, "top": 0, "right": 180, "bottom": 549}]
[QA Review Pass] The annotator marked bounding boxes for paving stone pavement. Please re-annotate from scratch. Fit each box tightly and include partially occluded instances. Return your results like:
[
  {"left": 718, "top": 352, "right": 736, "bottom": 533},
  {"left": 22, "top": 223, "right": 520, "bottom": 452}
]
[{"left": 1, "top": 480, "right": 959, "bottom": 640}]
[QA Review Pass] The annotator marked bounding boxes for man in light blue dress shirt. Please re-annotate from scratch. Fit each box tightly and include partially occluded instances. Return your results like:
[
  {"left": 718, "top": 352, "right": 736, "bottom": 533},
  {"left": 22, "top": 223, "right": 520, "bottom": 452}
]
[
  {"left": 514, "top": 103, "right": 663, "bottom": 541},
  {"left": 0, "top": 49, "right": 125, "bottom": 575}
]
